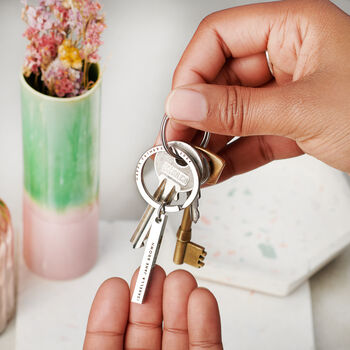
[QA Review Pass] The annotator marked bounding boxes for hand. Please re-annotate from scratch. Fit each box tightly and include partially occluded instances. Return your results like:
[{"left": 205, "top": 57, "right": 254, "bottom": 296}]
[
  {"left": 164, "top": 0, "right": 350, "bottom": 180},
  {"left": 83, "top": 266, "right": 223, "bottom": 349}
]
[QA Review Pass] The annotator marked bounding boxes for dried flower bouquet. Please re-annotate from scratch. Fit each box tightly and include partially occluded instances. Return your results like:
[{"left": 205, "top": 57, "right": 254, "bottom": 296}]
[{"left": 22, "top": 0, "right": 105, "bottom": 97}]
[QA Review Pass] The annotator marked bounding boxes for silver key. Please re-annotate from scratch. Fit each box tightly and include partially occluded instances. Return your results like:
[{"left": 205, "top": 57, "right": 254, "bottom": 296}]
[
  {"left": 154, "top": 150, "right": 199, "bottom": 194},
  {"left": 130, "top": 179, "right": 166, "bottom": 246},
  {"left": 167, "top": 141, "right": 210, "bottom": 185},
  {"left": 132, "top": 146, "right": 201, "bottom": 304},
  {"left": 169, "top": 141, "right": 208, "bottom": 223},
  {"left": 131, "top": 207, "right": 169, "bottom": 304},
  {"left": 133, "top": 182, "right": 176, "bottom": 249},
  {"left": 136, "top": 145, "right": 200, "bottom": 214},
  {"left": 190, "top": 190, "right": 201, "bottom": 223}
]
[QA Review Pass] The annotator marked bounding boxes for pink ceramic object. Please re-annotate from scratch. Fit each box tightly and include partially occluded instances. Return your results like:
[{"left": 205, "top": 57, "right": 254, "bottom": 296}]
[{"left": 23, "top": 193, "right": 98, "bottom": 280}]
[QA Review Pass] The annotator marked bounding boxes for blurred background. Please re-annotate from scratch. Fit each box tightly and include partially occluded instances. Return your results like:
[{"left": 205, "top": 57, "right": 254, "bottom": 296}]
[{"left": 1, "top": 0, "right": 350, "bottom": 349}]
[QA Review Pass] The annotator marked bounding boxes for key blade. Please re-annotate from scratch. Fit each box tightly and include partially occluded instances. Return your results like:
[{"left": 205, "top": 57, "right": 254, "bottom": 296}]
[
  {"left": 133, "top": 213, "right": 154, "bottom": 249},
  {"left": 130, "top": 179, "right": 166, "bottom": 245},
  {"left": 190, "top": 197, "right": 200, "bottom": 223},
  {"left": 131, "top": 205, "right": 155, "bottom": 246},
  {"left": 188, "top": 189, "right": 200, "bottom": 223},
  {"left": 131, "top": 212, "right": 168, "bottom": 304},
  {"left": 133, "top": 185, "right": 176, "bottom": 249}
]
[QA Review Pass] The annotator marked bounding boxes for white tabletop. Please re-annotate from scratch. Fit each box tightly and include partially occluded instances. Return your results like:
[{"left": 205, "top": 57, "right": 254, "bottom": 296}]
[
  {"left": 13, "top": 221, "right": 314, "bottom": 350},
  {"left": 1, "top": 0, "right": 350, "bottom": 349}
]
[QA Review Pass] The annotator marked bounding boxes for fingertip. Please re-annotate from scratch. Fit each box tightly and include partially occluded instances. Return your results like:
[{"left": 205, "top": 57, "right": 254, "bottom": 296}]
[
  {"left": 188, "top": 287, "right": 222, "bottom": 349},
  {"left": 188, "top": 287, "right": 219, "bottom": 310},
  {"left": 84, "top": 278, "right": 130, "bottom": 349},
  {"left": 165, "top": 89, "right": 176, "bottom": 118},
  {"left": 164, "top": 269, "right": 198, "bottom": 290},
  {"left": 151, "top": 264, "right": 167, "bottom": 281},
  {"left": 130, "top": 266, "right": 140, "bottom": 288},
  {"left": 130, "top": 265, "right": 166, "bottom": 304},
  {"left": 88, "top": 277, "right": 130, "bottom": 327},
  {"left": 131, "top": 265, "right": 166, "bottom": 284},
  {"left": 98, "top": 277, "right": 129, "bottom": 296},
  {"left": 165, "top": 87, "right": 208, "bottom": 123},
  {"left": 154, "top": 133, "right": 161, "bottom": 146}
]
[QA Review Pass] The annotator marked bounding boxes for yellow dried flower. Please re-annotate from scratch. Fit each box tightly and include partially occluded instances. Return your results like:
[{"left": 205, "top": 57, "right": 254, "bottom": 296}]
[
  {"left": 62, "top": 0, "right": 72, "bottom": 9},
  {"left": 58, "top": 39, "right": 82, "bottom": 70}
]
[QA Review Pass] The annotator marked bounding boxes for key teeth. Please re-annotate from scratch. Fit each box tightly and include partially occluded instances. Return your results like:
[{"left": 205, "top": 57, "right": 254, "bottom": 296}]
[
  {"left": 197, "top": 251, "right": 206, "bottom": 268},
  {"left": 198, "top": 261, "right": 205, "bottom": 268},
  {"left": 183, "top": 242, "right": 207, "bottom": 268}
]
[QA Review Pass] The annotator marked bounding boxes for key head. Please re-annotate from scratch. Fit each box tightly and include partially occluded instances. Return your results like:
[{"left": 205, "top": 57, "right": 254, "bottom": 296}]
[
  {"left": 154, "top": 151, "right": 198, "bottom": 193},
  {"left": 195, "top": 147, "right": 225, "bottom": 186},
  {"left": 136, "top": 145, "right": 200, "bottom": 213},
  {"left": 165, "top": 142, "right": 205, "bottom": 223},
  {"left": 168, "top": 141, "right": 210, "bottom": 185}
]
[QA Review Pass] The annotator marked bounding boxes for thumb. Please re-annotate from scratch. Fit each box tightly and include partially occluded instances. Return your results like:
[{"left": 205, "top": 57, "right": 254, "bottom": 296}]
[{"left": 165, "top": 83, "right": 303, "bottom": 139}]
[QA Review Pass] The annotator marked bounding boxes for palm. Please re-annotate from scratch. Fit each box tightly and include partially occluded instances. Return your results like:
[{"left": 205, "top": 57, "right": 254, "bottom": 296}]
[{"left": 84, "top": 266, "right": 223, "bottom": 350}]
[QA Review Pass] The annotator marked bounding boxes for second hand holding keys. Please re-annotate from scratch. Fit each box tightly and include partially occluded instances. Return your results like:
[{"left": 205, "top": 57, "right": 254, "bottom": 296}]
[{"left": 131, "top": 115, "right": 225, "bottom": 304}]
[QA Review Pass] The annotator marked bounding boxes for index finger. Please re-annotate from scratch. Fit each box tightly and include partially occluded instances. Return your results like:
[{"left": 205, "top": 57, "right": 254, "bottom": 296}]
[
  {"left": 173, "top": 1, "right": 280, "bottom": 88},
  {"left": 166, "top": 2, "right": 281, "bottom": 142}
]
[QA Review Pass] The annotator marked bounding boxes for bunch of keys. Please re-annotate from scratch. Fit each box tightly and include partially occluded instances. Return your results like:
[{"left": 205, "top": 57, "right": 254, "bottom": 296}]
[{"left": 130, "top": 115, "right": 225, "bottom": 304}]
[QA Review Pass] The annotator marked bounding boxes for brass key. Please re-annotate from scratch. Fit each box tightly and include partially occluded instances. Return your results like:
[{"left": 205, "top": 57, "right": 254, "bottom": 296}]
[
  {"left": 173, "top": 147, "right": 225, "bottom": 267},
  {"left": 173, "top": 206, "right": 207, "bottom": 267}
]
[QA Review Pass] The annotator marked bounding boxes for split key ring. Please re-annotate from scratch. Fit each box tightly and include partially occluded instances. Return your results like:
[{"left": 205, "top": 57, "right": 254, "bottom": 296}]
[{"left": 161, "top": 114, "right": 211, "bottom": 162}]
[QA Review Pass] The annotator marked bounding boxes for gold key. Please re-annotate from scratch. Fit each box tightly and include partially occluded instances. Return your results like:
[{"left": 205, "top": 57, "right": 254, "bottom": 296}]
[
  {"left": 173, "top": 206, "right": 207, "bottom": 267},
  {"left": 173, "top": 147, "right": 225, "bottom": 267}
]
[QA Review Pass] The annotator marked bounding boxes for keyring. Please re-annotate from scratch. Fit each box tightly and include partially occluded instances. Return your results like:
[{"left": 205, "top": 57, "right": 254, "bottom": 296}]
[
  {"left": 265, "top": 50, "right": 274, "bottom": 77},
  {"left": 161, "top": 114, "right": 210, "bottom": 161},
  {"left": 135, "top": 145, "right": 200, "bottom": 213}
]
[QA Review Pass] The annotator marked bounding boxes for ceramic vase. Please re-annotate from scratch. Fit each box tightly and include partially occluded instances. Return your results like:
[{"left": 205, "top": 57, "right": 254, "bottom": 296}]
[
  {"left": 0, "top": 199, "right": 15, "bottom": 334},
  {"left": 20, "top": 65, "right": 101, "bottom": 280}
]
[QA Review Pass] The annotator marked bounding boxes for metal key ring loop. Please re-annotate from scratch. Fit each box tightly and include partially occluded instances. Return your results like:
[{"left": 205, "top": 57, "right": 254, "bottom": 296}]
[
  {"left": 265, "top": 50, "right": 274, "bottom": 77},
  {"left": 136, "top": 145, "right": 200, "bottom": 213},
  {"left": 156, "top": 201, "right": 166, "bottom": 223},
  {"left": 161, "top": 114, "right": 210, "bottom": 161}
]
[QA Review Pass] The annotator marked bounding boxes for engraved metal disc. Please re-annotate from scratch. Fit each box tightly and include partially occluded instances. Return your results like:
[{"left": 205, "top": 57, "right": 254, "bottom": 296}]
[{"left": 136, "top": 145, "right": 200, "bottom": 213}]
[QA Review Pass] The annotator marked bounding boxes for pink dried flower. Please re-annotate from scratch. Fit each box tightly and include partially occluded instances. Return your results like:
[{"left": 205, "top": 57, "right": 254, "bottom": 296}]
[
  {"left": 43, "top": 57, "right": 83, "bottom": 97},
  {"left": 81, "top": 19, "right": 106, "bottom": 62},
  {"left": 22, "top": 0, "right": 105, "bottom": 97},
  {"left": 23, "top": 31, "right": 64, "bottom": 76}
]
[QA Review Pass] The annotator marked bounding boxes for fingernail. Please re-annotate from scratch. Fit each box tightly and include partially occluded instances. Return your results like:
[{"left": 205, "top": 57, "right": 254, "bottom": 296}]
[
  {"left": 166, "top": 88, "right": 207, "bottom": 121},
  {"left": 155, "top": 134, "right": 161, "bottom": 145}
]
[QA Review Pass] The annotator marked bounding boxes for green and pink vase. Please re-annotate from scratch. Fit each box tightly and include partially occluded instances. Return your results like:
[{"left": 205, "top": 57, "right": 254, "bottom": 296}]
[{"left": 20, "top": 65, "right": 101, "bottom": 280}]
